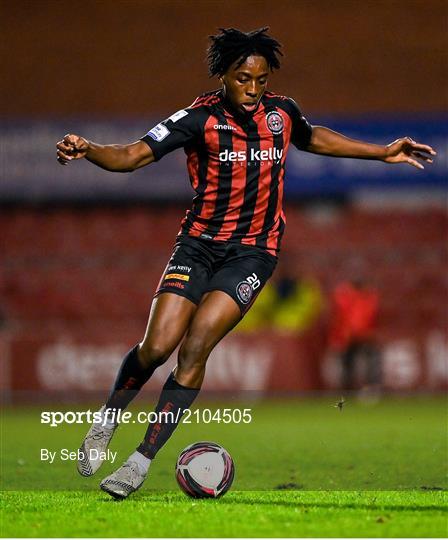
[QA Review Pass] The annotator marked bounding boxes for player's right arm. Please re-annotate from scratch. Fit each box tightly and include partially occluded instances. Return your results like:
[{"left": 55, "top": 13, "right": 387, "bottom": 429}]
[
  {"left": 57, "top": 104, "right": 205, "bottom": 171},
  {"left": 56, "top": 134, "right": 154, "bottom": 171}
]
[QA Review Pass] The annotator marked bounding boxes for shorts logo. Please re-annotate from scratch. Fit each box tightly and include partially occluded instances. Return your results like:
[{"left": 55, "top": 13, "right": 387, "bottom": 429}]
[
  {"left": 147, "top": 123, "right": 170, "bottom": 142},
  {"left": 165, "top": 273, "right": 190, "bottom": 282},
  {"left": 168, "top": 265, "right": 191, "bottom": 273},
  {"left": 266, "top": 111, "right": 284, "bottom": 135},
  {"left": 236, "top": 281, "right": 253, "bottom": 304},
  {"left": 236, "top": 273, "right": 261, "bottom": 304},
  {"left": 164, "top": 281, "right": 185, "bottom": 290}
]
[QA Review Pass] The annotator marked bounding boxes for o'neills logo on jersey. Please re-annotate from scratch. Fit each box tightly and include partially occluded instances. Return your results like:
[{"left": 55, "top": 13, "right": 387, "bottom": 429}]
[
  {"left": 214, "top": 124, "right": 236, "bottom": 131},
  {"left": 219, "top": 147, "right": 283, "bottom": 162}
]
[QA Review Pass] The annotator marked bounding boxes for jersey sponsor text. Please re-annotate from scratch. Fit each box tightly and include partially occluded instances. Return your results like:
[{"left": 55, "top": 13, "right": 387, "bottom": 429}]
[{"left": 219, "top": 147, "right": 283, "bottom": 163}]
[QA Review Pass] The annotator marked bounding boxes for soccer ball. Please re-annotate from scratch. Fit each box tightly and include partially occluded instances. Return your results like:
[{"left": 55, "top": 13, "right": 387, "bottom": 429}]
[{"left": 175, "top": 441, "right": 235, "bottom": 498}]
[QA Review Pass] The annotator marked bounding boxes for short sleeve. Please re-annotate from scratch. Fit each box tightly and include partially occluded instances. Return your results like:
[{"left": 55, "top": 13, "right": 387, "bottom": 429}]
[
  {"left": 140, "top": 108, "right": 201, "bottom": 161},
  {"left": 282, "top": 98, "right": 313, "bottom": 151}
]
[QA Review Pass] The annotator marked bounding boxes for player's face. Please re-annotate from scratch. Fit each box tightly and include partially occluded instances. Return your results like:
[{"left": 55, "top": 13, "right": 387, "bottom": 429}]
[{"left": 220, "top": 55, "right": 269, "bottom": 115}]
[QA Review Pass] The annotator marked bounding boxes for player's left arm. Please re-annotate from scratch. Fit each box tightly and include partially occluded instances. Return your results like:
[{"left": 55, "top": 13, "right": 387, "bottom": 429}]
[{"left": 306, "top": 126, "right": 436, "bottom": 170}]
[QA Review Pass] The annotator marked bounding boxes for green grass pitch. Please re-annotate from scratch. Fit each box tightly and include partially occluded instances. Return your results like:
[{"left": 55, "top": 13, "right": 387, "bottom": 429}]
[{"left": 1, "top": 396, "right": 447, "bottom": 537}]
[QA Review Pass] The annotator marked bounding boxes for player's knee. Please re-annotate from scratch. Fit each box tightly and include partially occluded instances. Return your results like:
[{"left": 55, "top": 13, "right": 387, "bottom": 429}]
[
  {"left": 178, "top": 334, "right": 211, "bottom": 370},
  {"left": 137, "top": 341, "right": 171, "bottom": 369},
  {"left": 176, "top": 353, "right": 207, "bottom": 383}
]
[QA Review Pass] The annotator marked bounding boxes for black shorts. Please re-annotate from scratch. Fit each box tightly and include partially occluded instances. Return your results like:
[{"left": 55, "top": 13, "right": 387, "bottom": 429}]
[{"left": 155, "top": 235, "right": 277, "bottom": 315}]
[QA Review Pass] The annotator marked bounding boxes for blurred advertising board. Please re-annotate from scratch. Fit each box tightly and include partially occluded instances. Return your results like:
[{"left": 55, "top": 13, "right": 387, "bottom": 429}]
[{"left": 2, "top": 327, "right": 447, "bottom": 400}]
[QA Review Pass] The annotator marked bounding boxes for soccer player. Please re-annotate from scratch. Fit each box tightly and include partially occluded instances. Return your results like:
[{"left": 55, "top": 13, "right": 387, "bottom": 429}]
[{"left": 56, "top": 27, "right": 435, "bottom": 499}]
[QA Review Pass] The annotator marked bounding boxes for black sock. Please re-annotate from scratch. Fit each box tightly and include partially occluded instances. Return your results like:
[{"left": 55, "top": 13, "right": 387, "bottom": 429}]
[
  {"left": 105, "top": 345, "right": 159, "bottom": 412},
  {"left": 137, "top": 372, "right": 199, "bottom": 459}
]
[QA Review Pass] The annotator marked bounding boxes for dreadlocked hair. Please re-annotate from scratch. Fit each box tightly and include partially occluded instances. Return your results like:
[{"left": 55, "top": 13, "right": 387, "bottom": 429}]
[{"left": 207, "top": 27, "right": 283, "bottom": 77}]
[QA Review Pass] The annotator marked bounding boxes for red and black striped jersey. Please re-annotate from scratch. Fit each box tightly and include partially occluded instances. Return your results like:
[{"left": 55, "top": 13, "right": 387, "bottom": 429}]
[{"left": 141, "top": 90, "right": 312, "bottom": 256}]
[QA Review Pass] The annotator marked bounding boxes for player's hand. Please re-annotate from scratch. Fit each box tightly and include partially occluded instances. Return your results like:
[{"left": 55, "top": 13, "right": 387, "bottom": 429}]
[
  {"left": 56, "top": 134, "right": 89, "bottom": 165},
  {"left": 384, "top": 137, "right": 436, "bottom": 170}
]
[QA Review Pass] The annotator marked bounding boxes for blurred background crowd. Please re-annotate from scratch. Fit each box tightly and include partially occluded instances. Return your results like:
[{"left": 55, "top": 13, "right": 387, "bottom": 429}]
[{"left": 1, "top": 0, "right": 447, "bottom": 400}]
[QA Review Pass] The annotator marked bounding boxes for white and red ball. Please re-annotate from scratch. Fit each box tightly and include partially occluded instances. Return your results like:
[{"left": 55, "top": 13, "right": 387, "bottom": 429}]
[{"left": 175, "top": 441, "right": 235, "bottom": 498}]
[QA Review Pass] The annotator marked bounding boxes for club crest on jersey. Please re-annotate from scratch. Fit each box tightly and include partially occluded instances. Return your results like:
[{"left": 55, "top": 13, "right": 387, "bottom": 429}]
[{"left": 266, "top": 111, "right": 284, "bottom": 135}]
